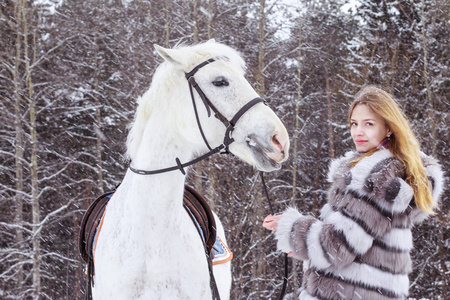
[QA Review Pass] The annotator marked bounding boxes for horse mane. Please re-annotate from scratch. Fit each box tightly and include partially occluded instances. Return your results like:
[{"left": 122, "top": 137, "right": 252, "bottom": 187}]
[{"left": 126, "top": 41, "right": 247, "bottom": 160}]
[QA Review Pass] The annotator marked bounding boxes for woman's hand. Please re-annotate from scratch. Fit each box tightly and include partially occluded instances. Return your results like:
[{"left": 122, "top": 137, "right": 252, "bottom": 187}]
[
  {"left": 262, "top": 214, "right": 283, "bottom": 231},
  {"left": 263, "top": 214, "right": 293, "bottom": 256}
]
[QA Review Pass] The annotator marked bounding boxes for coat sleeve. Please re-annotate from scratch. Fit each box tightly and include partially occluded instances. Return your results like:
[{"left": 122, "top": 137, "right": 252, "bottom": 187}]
[
  {"left": 274, "top": 208, "right": 314, "bottom": 260},
  {"left": 410, "top": 154, "right": 446, "bottom": 224},
  {"left": 275, "top": 207, "right": 364, "bottom": 270}
]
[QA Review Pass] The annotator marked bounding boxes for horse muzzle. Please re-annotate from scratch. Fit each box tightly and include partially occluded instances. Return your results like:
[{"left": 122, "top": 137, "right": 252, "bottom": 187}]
[{"left": 246, "top": 131, "right": 289, "bottom": 171}]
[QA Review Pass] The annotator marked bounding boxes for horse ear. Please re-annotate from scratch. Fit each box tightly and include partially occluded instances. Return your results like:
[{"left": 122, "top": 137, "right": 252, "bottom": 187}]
[
  {"left": 154, "top": 44, "right": 183, "bottom": 65},
  {"left": 206, "top": 39, "right": 216, "bottom": 44}
]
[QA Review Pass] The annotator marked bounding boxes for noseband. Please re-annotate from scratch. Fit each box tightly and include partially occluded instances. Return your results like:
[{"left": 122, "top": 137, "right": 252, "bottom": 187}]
[{"left": 129, "top": 57, "right": 265, "bottom": 175}]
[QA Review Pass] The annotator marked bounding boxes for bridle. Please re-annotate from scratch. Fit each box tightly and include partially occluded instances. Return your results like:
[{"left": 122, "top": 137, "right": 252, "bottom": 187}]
[
  {"left": 129, "top": 57, "right": 265, "bottom": 176},
  {"left": 128, "top": 57, "right": 288, "bottom": 300}
]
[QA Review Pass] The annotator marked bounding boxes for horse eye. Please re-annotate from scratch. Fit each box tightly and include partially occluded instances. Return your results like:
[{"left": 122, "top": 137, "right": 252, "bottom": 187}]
[{"left": 212, "top": 77, "right": 229, "bottom": 87}]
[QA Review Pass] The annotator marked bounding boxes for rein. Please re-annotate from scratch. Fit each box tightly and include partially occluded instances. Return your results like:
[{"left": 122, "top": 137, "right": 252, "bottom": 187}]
[
  {"left": 128, "top": 57, "right": 288, "bottom": 300},
  {"left": 259, "top": 172, "right": 289, "bottom": 300}
]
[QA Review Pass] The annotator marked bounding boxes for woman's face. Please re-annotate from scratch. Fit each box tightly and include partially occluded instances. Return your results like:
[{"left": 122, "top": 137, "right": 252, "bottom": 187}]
[{"left": 350, "top": 104, "right": 390, "bottom": 153}]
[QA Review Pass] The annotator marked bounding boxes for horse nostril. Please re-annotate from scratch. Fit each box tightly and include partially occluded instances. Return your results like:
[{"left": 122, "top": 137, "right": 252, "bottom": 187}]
[{"left": 272, "top": 134, "right": 283, "bottom": 152}]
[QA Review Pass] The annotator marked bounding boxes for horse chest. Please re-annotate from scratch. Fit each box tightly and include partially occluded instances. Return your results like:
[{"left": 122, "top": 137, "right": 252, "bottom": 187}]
[
  {"left": 93, "top": 201, "right": 212, "bottom": 299},
  {"left": 94, "top": 242, "right": 212, "bottom": 299}
]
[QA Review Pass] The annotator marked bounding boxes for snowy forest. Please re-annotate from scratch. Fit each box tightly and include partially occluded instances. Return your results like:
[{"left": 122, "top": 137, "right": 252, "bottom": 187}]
[{"left": 0, "top": 0, "right": 448, "bottom": 299}]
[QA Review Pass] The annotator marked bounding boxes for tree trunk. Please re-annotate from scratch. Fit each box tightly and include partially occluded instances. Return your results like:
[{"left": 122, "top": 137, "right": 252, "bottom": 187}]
[
  {"left": 290, "top": 12, "right": 305, "bottom": 299},
  {"left": 256, "top": 0, "right": 266, "bottom": 95},
  {"left": 253, "top": 0, "right": 267, "bottom": 296},
  {"left": 437, "top": 213, "right": 449, "bottom": 297},
  {"left": 164, "top": 0, "right": 170, "bottom": 47},
  {"left": 420, "top": 4, "right": 445, "bottom": 296},
  {"left": 207, "top": 0, "right": 213, "bottom": 39},
  {"left": 13, "top": 0, "right": 24, "bottom": 293},
  {"left": 420, "top": 0, "right": 437, "bottom": 157},
  {"left": 147, "top": 2, "right": 156, "bottom": 42},
  {"left": 192, "top": 0, "right": 199, "bottom": 43},
  {"left": 22, "top": 2, "right": 41, "bottom": 296},
  {"left": 325, "top": 64, "right": 335, "bottom": 159},
  {"left": 362, "top": 34, "right": 379, "bottom": 85},
  {"left": 312, "top": 140, "right": 323, "bottom": 214},
  {"left": 94, "top": 44, "right": 104, "bottom": 193}
]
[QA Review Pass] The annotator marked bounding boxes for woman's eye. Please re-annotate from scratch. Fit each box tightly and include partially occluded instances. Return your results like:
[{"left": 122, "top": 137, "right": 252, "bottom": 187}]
[
  {"left": 351, "top": 122, "right": 357, "bottom": 127},
  {"left": 366, "top": 122, "right": 373, "bottom": 126},
  {"left": 212, "top": 77, "right": 229, "bottom": 87}
]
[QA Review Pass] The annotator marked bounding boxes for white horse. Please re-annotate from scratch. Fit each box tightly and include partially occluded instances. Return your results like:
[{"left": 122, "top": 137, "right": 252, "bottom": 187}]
[{"left": 93, "top": 40, "right": 289, "bottom": 299}]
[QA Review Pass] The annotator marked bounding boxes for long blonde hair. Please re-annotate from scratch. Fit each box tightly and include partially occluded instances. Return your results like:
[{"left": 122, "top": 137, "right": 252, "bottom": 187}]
[{"left": 348, "top": 85, "right": 435, "bottom": 213}]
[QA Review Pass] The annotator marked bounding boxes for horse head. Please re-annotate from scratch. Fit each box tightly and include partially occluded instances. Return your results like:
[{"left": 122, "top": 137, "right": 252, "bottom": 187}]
[{"left": 128, "top": 40, "right": 289, "bottom": 172}]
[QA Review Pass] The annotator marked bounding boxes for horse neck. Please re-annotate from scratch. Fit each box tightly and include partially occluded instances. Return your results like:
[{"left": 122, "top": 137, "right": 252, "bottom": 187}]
[{"left": 121, "top": 103, "right": 198, "bottom": 219}]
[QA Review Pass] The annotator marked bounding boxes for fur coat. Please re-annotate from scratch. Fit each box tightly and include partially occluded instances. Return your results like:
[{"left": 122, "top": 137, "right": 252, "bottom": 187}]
[{"left": 275, "top": 149, "right": 444, "bottom": 300}]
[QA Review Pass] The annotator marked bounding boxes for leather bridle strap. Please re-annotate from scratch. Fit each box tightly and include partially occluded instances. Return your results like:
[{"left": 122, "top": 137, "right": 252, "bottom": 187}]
[
  {"left": 186, "top": 58, "right": 229, "bottom": 150},
  {"left": 187, "top": 76, "right": 231, "bottom": 127},
  {"left": 129, "top": 144, "right": 225, "bottom": 175},
  {"left": 185, "top": 58, "right": 266, "bottom": 152},
  {"left": 223, "top": 97, "right": 265, "bottom": 150}
]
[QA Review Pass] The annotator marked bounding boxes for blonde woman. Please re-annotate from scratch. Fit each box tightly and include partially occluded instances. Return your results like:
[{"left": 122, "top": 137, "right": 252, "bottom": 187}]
[{"left": 263, "top": 85, "right": 444, "bottom": 300}]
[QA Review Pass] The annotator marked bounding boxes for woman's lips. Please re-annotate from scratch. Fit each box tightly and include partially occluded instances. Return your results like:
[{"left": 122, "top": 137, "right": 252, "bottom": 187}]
[{"left": 355, "top": 140, "right": 368, "bottom": 145}]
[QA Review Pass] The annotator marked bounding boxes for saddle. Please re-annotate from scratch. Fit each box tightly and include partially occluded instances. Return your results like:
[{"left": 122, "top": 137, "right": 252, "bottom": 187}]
[
  {"left": 78, "top": 185, "right": 220, "bottom": 299},
  {"left": 78, "top": 185, "right": 217, "bottom": 265}
]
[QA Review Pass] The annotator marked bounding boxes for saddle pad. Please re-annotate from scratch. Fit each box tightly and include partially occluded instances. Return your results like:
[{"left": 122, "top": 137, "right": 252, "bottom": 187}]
[
  {"left": 212, "top": 235, "right": 233, "bottom": 265},
  {"left": 89, "top": 217, "right": 233, "bottom": 266}
]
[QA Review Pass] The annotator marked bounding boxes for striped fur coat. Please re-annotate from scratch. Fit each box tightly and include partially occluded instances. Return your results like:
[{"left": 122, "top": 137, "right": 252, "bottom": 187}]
[{"left": 275, "top": 149, "right": 444, "bottom": 300}]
